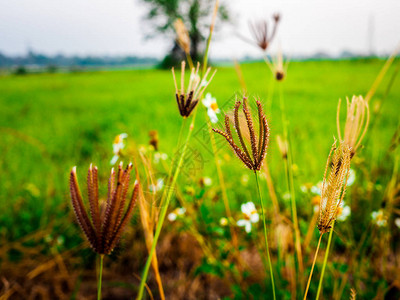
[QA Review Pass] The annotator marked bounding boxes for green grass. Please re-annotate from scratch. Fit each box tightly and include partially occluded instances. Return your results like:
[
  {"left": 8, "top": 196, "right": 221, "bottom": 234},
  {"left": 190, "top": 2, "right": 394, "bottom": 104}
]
[{"left": 0, "top": 58, "right": 399, "bottom": 298}]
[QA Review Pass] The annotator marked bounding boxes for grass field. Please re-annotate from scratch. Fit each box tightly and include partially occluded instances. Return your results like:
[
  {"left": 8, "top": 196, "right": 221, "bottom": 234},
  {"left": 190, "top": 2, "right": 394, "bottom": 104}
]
[{"left": 0, "top": 59, "right": 399, "bottom": 299}]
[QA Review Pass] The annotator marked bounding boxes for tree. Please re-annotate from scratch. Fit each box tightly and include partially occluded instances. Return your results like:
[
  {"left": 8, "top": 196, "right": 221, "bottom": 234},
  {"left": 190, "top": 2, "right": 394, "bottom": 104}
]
[{"left": 140, "top": 0, "right": 230, "bottom": 68}]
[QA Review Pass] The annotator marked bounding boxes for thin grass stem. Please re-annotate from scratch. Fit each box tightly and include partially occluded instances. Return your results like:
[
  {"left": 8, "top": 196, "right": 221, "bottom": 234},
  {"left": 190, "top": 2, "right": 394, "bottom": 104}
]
[
  {"left": 254, "top": 171, "right": 276, "bottom": 300},
  {"left": 137, "top": 110, "right": 198, "bottom": 299},
  {"left": 185, "top": 53, "right": 194, "bottom": 70},
  {"left": 303, "top": 233, "right": 323, "bottom": 300},
  {"left": 98, "top": 254, "right": 104, "bottom": 300},
  {"left": 316, "top": 222, "right": 335, "bottom": 299},
  {"left": 278, "top": 83, "right": 304, "bottom": 285},
  {"left": 202, "top": 0, "right": 218, "bottom": 75}
]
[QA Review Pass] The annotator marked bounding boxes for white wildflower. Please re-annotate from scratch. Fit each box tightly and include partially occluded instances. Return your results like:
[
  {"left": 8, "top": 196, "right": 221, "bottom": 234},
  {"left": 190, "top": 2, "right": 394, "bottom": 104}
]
[
  {"left": 202, "top": 93, "right": 220, "bottom": 123},
  {"left": 168, "top": 207, "right": 186, "bottom": 222},
  {"left": 371, "top": 209, "right": 387, "bottom": 227},
  {"left": 237, "top": 202, "right": 259, "bottom": 233},
  {"left": 110, "top": 133, "right": 128, "bottom": 165}
]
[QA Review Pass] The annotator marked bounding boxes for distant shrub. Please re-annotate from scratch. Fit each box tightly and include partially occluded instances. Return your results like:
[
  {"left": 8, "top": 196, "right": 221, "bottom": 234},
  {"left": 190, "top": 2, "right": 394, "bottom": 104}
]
[{"left": 13, "top": 66, "right": 28, "bottom": 75}]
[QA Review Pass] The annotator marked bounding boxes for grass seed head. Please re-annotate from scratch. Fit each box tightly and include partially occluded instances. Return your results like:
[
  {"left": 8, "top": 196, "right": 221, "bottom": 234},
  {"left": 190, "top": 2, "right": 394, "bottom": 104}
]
[
  {"left": 249, "top": 14, "right": 280, "bottom": 51},
  {"left": 174, "top": 18, "right": 191, "bottom": 55},
  {"left": 69, "top": 162, "right": 139, "bottom": 254},
  {"left": 213, "top": 96, "right": 270, "bottom": 171},
  {"left": 172, "top": 61, "right": 216, "bottom": 118},
  {"left": 318, "top": 140, "right": 351, "bottom": 234},
  {"left": 337, "top": 95, "right": 369, "bottom": 158}
]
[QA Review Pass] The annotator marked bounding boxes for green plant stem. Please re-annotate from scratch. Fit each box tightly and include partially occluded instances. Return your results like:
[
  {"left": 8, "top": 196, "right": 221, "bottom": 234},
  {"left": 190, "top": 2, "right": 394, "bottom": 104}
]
[
  {"left": 206, "top": 119, "right": 239, "bottom": 247},
  {"left": 98, "top": 254, "right": 104, "bottom": 300},
  {"left": 278, "top": 83, "right": 304, "bottom": 284},
  {"left": 316, "top": 223, "right": 335, "bottom": 299},
  {"left": 136, "top": 113, "right": 197, "bottom": 300},
  {"left": 202, "top": 0, "right": 218, "bottom": 74},
  {"left": 254, "top": 171, "right": 276, "bottom": 300},
  {"left": 186, "top": 53, "right": 194, "bottom": 70},
  {"left": 303, "top": 233, "right": 323, "bottom": 300},
  {"left": 160, "top": 119, "right": 187, "bottom": 207}
]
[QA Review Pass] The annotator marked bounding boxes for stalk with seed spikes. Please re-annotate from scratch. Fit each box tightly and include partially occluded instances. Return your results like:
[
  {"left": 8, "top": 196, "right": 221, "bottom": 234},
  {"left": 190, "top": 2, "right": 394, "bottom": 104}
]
[
  {"left": 137, "top": 61, "right": 216, "bottom": 300},
  {"left": 213, "top": 96, "right": 276, "bottom": 300},
  {"left": 69, "top": 162, "right": 139, "bottom": 300},
  {"left": 303, "top": 140, "right": 351, "bottom": 300}
]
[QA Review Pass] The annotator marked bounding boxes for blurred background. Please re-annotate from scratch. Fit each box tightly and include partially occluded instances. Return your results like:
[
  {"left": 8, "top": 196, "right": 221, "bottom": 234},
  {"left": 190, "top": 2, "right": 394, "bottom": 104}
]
[{"left": 0, "top": 0, "right": 400, "bottom": 299}]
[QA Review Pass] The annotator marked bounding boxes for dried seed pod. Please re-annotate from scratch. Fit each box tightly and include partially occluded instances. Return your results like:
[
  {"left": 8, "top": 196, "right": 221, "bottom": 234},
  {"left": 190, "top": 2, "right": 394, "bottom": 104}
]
[{"left": 69, "top": 163, "right": 139, "bottom": 254}]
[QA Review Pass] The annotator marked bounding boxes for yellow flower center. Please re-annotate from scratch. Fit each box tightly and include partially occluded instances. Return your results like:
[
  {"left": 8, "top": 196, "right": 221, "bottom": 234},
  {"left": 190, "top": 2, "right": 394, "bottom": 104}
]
[{"left": 211, "top": 102, "right": 218, "bottom": 111}]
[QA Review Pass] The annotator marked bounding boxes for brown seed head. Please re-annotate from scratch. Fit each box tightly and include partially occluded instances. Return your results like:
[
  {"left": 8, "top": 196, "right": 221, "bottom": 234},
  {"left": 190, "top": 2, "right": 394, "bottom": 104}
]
[
  {"left": 171, "top": 61, "right": 216, "bottom": 118},
  {"left": 149, "top": 130, "right": 159, "bottom": 151},
  {"left": 337, "top": 95, "right": 369, "bottom": 158},
  {"left": 174, "top": 18, "right": 191, "bottom": 54},
  {"left": 69, "top": 162, "right": 139, "bottom": 254},
  {"left": 318, "top": 140, "right": 351, "bottom": 234},
  {"left": 249, "top": 14, "right": 280, "bottom": 51},
  {"left": 213, "top": 97, "right": 270, "bottom": 171}
]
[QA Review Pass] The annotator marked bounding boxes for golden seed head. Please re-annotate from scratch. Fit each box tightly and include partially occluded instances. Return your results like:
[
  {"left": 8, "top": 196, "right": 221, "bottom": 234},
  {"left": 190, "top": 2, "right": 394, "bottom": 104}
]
[
  {"left": 337, "top": 95, "right": 369, "bottom": 157},
  {"left": 318, "top": 140, "right": 351, "bottom": 234},
  {"left": 171, "top": 61, "right": 216, "bottom": 118},
  {"left": 213, "top": 96, "right": 270, "bottom": 171},
  {"left": 69, "top": 163, "right": 139, "bottom": 254},
  {"left": 174, "top": 18, "right": 191, "bottom": 54}
]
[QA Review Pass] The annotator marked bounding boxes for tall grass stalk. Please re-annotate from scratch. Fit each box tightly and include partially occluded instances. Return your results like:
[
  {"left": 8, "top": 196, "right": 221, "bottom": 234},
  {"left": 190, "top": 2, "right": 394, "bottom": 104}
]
[
  {"left": 202, "top": 0, "right": 219, "bottom": 75},
  {"left": 278, "top": 83, "right": 304, "bottom": 284},
  {"left": 136, "top": 113, "right": 197, "bottom": 299},
  {"left": 185, "top": 53, "right": 194, "bottom": 70},
  {"left": 316, "top": 222, "right": 335, "bottom": 299},
  {"left": 137, "top": 3, "right": 218, "bottom": 296},
  {"left": 98, "top": 254, "right": 104, "bottom": 300},
  {"left": 254, "top": 171, "right": 276, "bottom": 300},
  {"left": 206, "top": 120, "right": 239, "bottom": 248},
  {"left": 303, "top": 233, "right": 323, "bottom": 300},
  {"left": 160, "top": 119, "right": 187, "bottom": 207}
]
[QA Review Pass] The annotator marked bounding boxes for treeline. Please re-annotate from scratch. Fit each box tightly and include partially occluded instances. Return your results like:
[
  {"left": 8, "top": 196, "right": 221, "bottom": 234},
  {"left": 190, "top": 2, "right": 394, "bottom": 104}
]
[{"left": 0, "top": 51, "right": 159, "bottom": 68}]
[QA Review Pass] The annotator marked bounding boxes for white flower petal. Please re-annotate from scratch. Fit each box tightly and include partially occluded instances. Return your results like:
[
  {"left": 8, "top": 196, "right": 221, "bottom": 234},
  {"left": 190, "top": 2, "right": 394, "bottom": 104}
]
[
  {"left": 237, "top": 219, "right": 248, "bottom": 227},
  {"left": 202, "top": 93, "right": 212, "bottom": 107},
  {"left": 347, "top": 169, "right": 356, "bottom": 186},
  {"left": 395, "top": 218, "right": 400, "bottom": 229},
  {"left": 207, "top": 108, "right": 219, "bottom": 123},
  {"left": 250, "top": 212, "right": 259, "bottom": 223},
  {"left": 110, "top": 155, "right": 119, "bottom": 165},
  {"left": 168, "top": 213, "right": 177, "bottom": 222},
  {"left": 245, "top": 222, "right": 252, "bottom": 233}
]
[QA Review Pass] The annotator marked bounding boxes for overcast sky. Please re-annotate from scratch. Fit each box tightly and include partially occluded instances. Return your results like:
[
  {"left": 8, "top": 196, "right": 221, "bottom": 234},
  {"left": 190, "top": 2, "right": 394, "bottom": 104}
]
[{"left": 0, "top": 0, "right": 399, "bottom": 58}]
